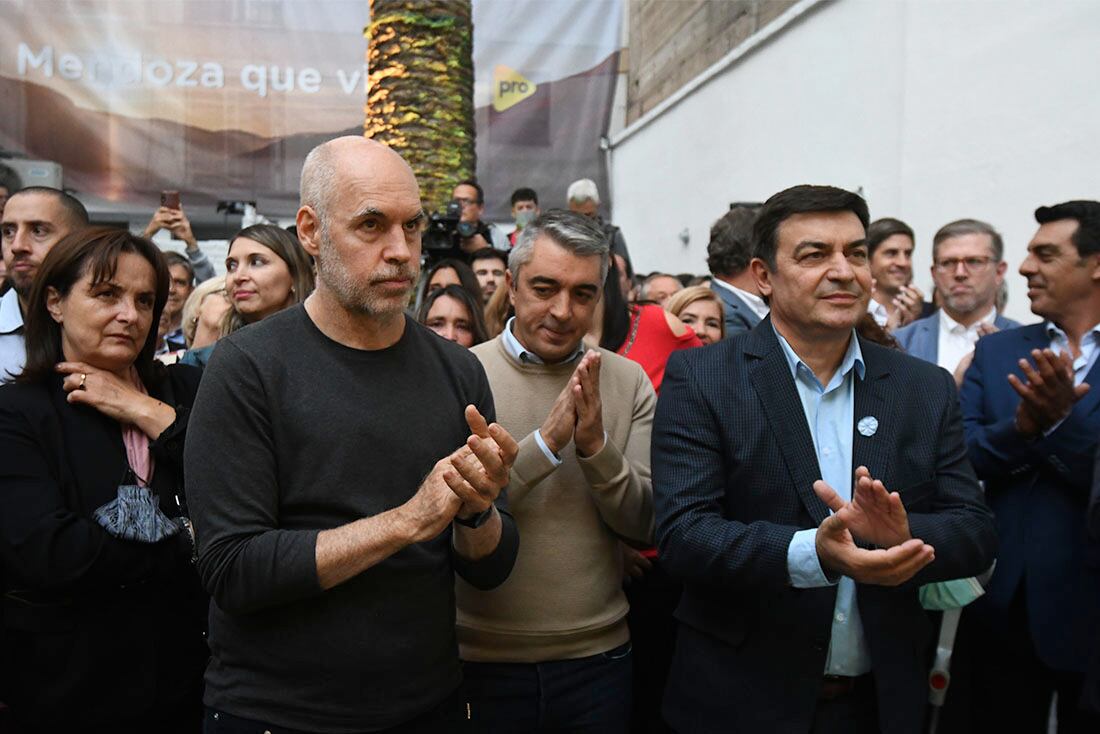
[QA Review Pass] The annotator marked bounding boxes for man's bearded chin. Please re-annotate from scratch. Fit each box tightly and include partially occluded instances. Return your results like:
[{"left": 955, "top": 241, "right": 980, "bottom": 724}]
[
  {"left": 11, "top": 270, "right": 34, "bottom": 298},
  {"left": 316, "top": 238, "right": 419, "bottom": 317}
]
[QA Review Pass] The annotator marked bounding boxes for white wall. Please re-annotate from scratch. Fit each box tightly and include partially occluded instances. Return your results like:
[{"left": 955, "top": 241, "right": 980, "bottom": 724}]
[{"left": 608, "top": 0, "right": 1100, "bottom": 324}]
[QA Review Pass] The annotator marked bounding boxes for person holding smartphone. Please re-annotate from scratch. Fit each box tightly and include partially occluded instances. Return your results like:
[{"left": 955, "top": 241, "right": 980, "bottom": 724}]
[{"left": 143, "top": 191, "right": 216, "bottom": 283}]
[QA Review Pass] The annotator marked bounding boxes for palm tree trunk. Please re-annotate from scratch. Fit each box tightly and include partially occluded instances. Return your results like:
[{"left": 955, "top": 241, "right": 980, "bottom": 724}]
[{"left": 365, "top": 0, "right": 475, "bottom": 211}]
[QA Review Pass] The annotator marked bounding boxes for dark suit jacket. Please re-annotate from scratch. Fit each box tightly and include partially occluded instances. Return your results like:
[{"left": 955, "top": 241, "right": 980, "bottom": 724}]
[
  {"left": 893, "top": 311, "right": 1020, "bottom": 365},
  {"left": 653, "top": 318, "right": 997, "bottom": 734},
  {"left": 1086, "top": 450, "right": 1100, "bottom": 714},
  {"left": 959, "top": 323, "right": 1100, "bottom": 672},
  {"left": 710, "top": 280, "right": 763, "bottom": 337},
  {"left": 0, "top": 366, "right": 207, "bottom": 727}
]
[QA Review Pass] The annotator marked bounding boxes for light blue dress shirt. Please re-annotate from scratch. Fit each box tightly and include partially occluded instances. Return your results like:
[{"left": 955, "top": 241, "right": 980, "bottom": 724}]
[
  {"left": 1046, "top": 321, "right": 1100, "bottom": 386},
  {"left": 778, "top": 327, "right": 872, "bottom": 676},
  {"left": 500, "top": 317, "right": 586, "bottom": 465},
  {"left": 1040, "top": 321, "right": 1100, "bottom": 436}
]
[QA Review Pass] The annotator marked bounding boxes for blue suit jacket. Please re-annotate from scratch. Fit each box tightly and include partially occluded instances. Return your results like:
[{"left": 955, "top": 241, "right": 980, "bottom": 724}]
[
  {"left": 710, "top": 280, "right": 762, "bottom": 338},
  {"left": 960, "top": 323, "right": 1100, "bottom": 672},
  {"left": 653, "top": 318, "right": 997, "bottom": 734},
  {"left": 894, "top": 311, "right": 1020, "bottom": 365}
]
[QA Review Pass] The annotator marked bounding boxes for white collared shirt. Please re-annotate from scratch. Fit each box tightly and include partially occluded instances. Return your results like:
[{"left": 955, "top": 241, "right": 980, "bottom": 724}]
[
  {"left": 0, "top": 288, "right": 26, "bottom": 383},
  {"left": 937, "top": 308, "right": 997, "bottom": 374},
  {"left": 712, "top": 278, "right": 770, "bottom": 321},
  {"left": 868, "top": 298, "right": 889, "bottom": 328}
]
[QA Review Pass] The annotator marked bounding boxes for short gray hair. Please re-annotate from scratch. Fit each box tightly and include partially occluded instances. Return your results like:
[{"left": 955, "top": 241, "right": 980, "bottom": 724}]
[
  {"left": 566, "top": 178, "right": 600, "bottom": 205},
  {"left": 300, "top": 141, "right": 338, "bottom": 232},
  {"left": 640, "top": 272, "right": 683, "bottom": 299},
  {"left": 509, "top": 209, "right": 610, "bottom": 281},
  {"left": 932, "top": 218, "right": 1004, "bottom": 262}
]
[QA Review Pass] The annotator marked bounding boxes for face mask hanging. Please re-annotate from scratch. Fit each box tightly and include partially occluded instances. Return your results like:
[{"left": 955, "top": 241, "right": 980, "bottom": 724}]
[{"left": 92, "top": 467, "right": 182, "bottom": 543}]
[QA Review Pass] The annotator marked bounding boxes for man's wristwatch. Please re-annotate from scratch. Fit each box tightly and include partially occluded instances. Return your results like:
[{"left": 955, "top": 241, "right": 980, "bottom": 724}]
[{"left": 454, "top": 506, "right": 494, "bottom": 529}]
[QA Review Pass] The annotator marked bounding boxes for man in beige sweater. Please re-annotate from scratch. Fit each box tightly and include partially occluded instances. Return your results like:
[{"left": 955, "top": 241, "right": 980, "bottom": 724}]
[{"left": 457, "top": 210, "right": 656, "bottom": 733}]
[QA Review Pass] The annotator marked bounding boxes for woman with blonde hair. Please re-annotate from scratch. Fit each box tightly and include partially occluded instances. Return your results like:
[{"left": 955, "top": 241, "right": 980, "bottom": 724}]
[
  {"left": 178, "top": 276, "right": 230, "bottom": 368},
  {"left": 221, "top": 224, "right": 314, "bottom": 337},
  {"left": 666, "top": 285, "right": 726, "bottom": 346}
]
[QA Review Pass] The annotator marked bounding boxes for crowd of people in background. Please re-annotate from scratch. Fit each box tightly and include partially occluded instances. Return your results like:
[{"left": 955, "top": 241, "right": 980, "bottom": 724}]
[{"left": 0, "top": 143, "right": 1098, "bottom": 734}]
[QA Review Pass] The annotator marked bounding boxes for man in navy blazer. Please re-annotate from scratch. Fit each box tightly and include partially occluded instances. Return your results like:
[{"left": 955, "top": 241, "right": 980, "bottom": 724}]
[
  {"left": 707, "top": 204, "right": 769, "bottom": 337},
  {"left": 958, "top": 200, "right": 1100, "bottom": 733},
  {"left": 894, "top": 218, "right": 1020, "bottom": 374},
  {"left": 654, "top": 185, "right": 997, "bottom": 734}
]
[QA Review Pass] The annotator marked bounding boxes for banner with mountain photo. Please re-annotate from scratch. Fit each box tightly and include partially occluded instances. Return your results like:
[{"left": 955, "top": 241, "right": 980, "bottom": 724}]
[{"left": 0, "top": 0, "right": 622, "bottom": 220}]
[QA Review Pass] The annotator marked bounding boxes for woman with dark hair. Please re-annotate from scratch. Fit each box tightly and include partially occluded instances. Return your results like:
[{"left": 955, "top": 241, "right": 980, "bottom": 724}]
[
  {"left": 0, "top": 227, "right": 207, "bottom": 733},
  {"left": 417, "top": 283, "right": 488, "bottom": 348},
  {"left": 416, "top": 257, "right": 483, "bottom": 309},
  {"left": 222, "top": 223, "right": 314, "bottom": 337}
]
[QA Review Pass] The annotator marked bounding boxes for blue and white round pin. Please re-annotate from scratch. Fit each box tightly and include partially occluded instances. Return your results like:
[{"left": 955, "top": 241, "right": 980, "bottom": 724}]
[{"left": 857, "top": 416, "right": 878, "bottom": 437}]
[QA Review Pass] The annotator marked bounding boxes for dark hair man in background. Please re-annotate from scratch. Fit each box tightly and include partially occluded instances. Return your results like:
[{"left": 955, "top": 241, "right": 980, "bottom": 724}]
[
  {"left": 509, "top": 187, "right": 539, "bottom": 247},
  {"left": 0, "top": 186, "right": 90, "bottom": 381},
  {"left": 958, "top": 200, "right": 1100, "bottom": 733},
  {"left": 453, "top": 179, "right": 510, "bottom": 254},
  {"left": 654, "top": 184, "right": 996, "bottom": 734},
  {"left": 893, "top": 219, "right": 1019, "bottom": 374},
  {"left": 470, "top": 248, "right": 507, "bottom": 305},
  {"left": 866, "top": 218, "right": 934, "bottom": 330},
  {"left": 707, "top": 204, "right": 768, "bottom": 337}
]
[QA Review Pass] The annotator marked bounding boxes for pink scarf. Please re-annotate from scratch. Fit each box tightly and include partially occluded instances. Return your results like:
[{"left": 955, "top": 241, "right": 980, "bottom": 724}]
[{"left": 122, "top": 367, "right": 155, "bottom": 486}]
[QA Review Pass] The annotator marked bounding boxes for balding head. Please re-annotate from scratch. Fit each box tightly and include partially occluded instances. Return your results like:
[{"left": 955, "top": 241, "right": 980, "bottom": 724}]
[
  {"left": 300, "top": 136, "right": 417, "bottom": 234},
  {"left": 295, "top": 136, "right": 425, "bottom": 321}
]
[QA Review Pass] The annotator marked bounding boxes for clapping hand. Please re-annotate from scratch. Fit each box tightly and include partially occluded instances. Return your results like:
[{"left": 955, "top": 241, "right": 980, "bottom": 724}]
[
  {"left": 444, "top": 405, "right": 518, "bottom": 518},
  {"left": 886, "top": 284, "right": 925, "bottom": 330},
  {"left": 572, "top": 351, "right": 605, "bottom": 457},
  {"left": 812, "top": 467, "right": 935, "bottom": 587},
  {"left": 537, "top": 350, "right": 605, "bottom": 457},
  {"left": 1008, "top": 348, "right": 1089, "bottom": 437},
  {"left": 814, "top": 466, "right": 911, "bottom": 548}
]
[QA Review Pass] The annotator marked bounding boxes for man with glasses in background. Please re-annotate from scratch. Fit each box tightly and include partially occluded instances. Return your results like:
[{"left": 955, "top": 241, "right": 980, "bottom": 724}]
[
  {"left": 453, "top": 179, "right": 510, "bottom": 255},
  {"left": 893, "top": 219, "right": 1020, "bottom": 374}
]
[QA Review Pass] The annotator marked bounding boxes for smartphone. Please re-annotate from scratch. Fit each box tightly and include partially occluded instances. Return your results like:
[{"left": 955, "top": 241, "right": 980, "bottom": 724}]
[{"left": 161, "top": 190, "right": 181, "bottom": 210}]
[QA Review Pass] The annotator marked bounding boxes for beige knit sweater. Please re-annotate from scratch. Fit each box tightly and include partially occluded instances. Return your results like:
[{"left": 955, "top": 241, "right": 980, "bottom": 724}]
[{"left": 456, "top": 336, "right": 656, "bottom": 662}]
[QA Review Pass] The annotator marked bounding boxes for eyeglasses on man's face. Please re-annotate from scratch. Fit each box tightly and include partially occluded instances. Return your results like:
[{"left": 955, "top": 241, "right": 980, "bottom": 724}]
[{"left": 933, "top": 256, "right": 995, "bottom": 273}]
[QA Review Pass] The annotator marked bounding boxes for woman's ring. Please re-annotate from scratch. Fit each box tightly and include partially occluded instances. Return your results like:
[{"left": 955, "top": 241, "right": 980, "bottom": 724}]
[{"left": 78, "top": 373, "right": 87, "bottom": 390}]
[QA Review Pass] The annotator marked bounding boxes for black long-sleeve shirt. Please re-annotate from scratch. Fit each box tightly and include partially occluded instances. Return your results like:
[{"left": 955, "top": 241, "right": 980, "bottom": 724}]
[{"left": 186, "top": 307, "right": 518, "bottom": 733}]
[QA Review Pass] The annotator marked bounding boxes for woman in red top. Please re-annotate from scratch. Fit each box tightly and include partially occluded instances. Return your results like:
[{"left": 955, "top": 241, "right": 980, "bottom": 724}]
[{"left": 589, "top": 260, "right": 700, "bottom": 393}]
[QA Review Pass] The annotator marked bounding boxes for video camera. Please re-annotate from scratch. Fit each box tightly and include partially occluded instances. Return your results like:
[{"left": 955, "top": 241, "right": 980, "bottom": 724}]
[{"left": 423, "top": 200, "right": 488, "bottom": 261}]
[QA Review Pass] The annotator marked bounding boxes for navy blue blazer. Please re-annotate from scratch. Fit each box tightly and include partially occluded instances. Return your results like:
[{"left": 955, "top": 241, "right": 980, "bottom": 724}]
[
  {"left": 653, "top": 318, "right": 997, "bottom": 734},
  {"left": 710, "top": 280, "right": 762, "bottom": 338},
  {"left": 894, "top": 311, "right": 1021, "bottom": 365},
  {"left": 959, "top": 323, "right": 1100, "bottom": 672}
]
